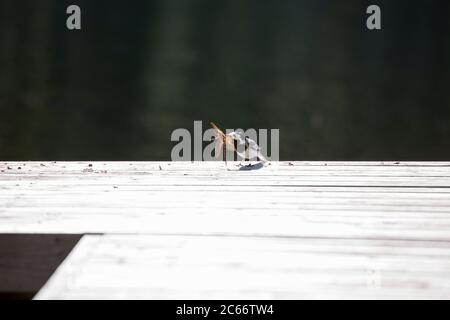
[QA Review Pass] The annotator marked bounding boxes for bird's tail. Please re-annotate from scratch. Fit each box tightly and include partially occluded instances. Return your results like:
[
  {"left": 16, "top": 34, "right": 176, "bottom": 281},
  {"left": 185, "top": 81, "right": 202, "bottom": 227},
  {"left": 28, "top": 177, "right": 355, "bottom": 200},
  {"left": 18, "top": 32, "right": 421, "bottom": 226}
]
[{"left": 257, "top": 153, "right": 268, "bottom": 163}]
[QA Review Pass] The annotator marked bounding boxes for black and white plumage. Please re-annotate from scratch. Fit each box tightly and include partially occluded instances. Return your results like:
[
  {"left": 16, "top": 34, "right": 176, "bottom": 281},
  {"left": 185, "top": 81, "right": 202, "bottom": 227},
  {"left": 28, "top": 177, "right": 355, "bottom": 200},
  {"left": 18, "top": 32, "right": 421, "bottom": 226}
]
[
  {"left": 227, "top": 131, "right": 267, "bottom": 163},
  {"left": 210, "top": 122, "right": 267, "bottom": 164}
]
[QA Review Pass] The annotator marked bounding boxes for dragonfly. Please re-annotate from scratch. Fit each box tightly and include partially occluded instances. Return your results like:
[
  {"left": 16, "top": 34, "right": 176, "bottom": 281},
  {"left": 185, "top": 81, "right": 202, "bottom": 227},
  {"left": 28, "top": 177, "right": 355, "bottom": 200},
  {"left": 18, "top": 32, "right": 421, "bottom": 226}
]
[{"left": 210, "top": 122, "right": 267, "bottom": 165}]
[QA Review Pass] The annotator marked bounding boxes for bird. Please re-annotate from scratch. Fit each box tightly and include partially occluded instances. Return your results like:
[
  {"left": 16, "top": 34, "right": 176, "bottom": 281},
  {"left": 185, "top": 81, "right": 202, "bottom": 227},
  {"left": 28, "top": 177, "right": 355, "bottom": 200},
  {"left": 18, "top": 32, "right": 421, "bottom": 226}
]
[
  {"left": 228, "top": 131, "right": 268, "bottom": 164},
  {"left": 210, "top": 122, "right": 267, "bottom": 166}
]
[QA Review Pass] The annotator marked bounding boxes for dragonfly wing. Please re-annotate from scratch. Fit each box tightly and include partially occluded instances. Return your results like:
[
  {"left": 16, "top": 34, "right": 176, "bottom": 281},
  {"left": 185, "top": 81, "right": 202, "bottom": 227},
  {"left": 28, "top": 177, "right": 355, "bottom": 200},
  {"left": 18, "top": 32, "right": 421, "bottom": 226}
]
[{"left": 210, "top": 122, "right": 225, "bottom": 138}]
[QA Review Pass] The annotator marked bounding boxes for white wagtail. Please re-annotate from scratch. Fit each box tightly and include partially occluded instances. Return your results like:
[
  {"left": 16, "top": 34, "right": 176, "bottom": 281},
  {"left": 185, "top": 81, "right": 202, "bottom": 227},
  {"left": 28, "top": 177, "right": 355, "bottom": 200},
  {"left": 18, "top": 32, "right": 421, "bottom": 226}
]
[{"left": 210, "top": 122, "right": 267, "bottom": 166}]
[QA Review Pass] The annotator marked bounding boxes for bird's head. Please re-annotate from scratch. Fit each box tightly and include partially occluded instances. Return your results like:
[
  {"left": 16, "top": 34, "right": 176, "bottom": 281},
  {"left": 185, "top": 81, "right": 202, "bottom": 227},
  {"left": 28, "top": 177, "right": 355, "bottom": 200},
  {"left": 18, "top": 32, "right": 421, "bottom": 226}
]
[{"left": 226, "top": 131, "right": 244, "bottom": 142}]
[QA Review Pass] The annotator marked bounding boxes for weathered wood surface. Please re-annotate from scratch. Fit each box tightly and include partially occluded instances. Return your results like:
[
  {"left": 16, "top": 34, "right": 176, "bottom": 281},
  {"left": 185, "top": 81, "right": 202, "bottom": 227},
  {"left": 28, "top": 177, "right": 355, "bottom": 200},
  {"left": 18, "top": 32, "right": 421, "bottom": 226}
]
[
  {"left": 2, "top": 162, "right": 450, "bottom": 240},
  {"left": 1, "top": 161, "right": 450, "bottom": 299},
  {"left": 35, "top": 235, "right": 450, "bottom": 300}
]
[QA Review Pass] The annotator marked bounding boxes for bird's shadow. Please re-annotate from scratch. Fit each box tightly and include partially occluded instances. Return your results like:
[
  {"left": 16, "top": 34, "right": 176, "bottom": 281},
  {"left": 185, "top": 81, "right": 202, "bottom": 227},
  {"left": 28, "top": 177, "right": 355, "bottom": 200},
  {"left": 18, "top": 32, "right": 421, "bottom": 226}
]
[{"left": 238, "top": 162, "right": 264, "bottom": 171}]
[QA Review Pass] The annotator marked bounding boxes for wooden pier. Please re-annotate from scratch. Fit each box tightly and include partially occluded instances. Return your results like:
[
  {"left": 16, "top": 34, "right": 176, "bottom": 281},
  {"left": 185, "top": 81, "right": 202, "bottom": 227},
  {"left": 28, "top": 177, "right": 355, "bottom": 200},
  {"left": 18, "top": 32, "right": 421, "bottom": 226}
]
[{"left": 1, "top": 161, "right": 450, "bottom": 299}]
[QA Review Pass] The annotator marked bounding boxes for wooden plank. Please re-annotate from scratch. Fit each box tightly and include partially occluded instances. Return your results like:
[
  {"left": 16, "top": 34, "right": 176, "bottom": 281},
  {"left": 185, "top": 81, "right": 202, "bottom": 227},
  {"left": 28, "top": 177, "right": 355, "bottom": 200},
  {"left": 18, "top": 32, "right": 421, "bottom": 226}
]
[
  {"left": 2, "top": 161, "right": 450, "bottom": 299},
  {"left": 2, "top": 161, "right": 450, "bottom": 171},
  {"left": 35, "top": 235, "right": 450, "bottom": 299},
  {"left": 2, "top": 162, "right": 450, "bottom": 186},
  {"left": 1, "top": 162, "right": 450, "bottom": 240},
  {"left": 2, "top": 161, "right": 450, "bottom": 176}
]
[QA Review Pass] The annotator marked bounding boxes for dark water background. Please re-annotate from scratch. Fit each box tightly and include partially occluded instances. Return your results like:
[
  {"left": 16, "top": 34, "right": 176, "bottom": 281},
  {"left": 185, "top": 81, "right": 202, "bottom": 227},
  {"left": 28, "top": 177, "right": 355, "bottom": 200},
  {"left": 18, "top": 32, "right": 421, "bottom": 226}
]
[{"left": 1, "top": 0, "right": 449, "bottom": 160}]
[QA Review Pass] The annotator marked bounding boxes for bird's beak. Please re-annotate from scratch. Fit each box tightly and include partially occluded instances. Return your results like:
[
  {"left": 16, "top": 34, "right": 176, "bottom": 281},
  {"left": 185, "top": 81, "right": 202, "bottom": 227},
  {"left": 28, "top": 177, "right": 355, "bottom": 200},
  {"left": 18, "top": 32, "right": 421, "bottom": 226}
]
[{"left": 224, "top": 136, "right": 235, "bottom": 150}]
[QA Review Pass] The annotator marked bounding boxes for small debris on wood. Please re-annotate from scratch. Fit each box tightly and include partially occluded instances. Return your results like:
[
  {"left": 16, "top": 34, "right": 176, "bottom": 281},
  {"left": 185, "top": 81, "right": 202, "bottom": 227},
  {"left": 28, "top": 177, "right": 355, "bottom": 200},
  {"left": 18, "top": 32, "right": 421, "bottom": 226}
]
[
  {"left": 394, "top": 162, "right": 400, "bottom": 164},
  {"left": 40, "top": 163, "right": 46, "bottom": 167},
  {"left": 82, "top": 168, "right": 93, "bottom": 173},
  {"left": 113, "top": 186, "right": 118, "bottom": 189},
  {"left": 17, "top": 167, "right": 22, "bottom": 170},
  {"left": 88, "top": 164, "right": 93, "bottom": 167},
  {"left": 288, "top": 162, "right": 294, "bottom": 166},
  {"left": 7, "top": 166, "right": 12, "bottom": 170},
  {"left": 159, "top": 165, "right": 162, "bottom": 170}
]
